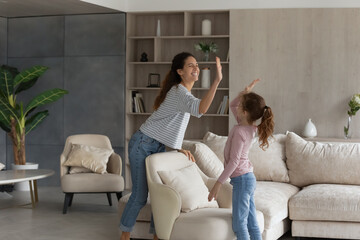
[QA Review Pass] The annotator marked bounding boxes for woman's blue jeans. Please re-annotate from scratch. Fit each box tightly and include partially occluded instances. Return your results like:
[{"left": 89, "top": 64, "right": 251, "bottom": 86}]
[
  {"left": 120, "top": 130, "right": 165, "bottom": 234},
  {"left": 230, "top": 172, "right": 262, "bottom": 240}
]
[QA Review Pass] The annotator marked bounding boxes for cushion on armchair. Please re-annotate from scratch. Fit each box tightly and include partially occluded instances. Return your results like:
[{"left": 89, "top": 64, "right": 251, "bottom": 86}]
[
  {"left": 63, "top": 143, "right": 113, "bottom": 174},
  {"left": 158, "top": 163, "right": 219, "bottom": 212}
]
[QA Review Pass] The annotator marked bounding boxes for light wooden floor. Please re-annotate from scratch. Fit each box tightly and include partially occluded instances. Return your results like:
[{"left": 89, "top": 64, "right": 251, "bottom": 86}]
[{"left": 0, "top": 187, "right": 327, "bottom": 240}]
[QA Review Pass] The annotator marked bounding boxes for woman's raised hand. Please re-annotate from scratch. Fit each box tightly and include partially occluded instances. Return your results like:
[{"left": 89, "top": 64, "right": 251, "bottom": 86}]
[{"left": 215, "top": 57, "right": 223, "bottom": 84}]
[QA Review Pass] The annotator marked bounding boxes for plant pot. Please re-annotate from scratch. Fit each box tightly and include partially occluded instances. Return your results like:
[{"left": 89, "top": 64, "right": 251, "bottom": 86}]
[{"left": 11, "top": 162, "right": 39, "bottom": 191}]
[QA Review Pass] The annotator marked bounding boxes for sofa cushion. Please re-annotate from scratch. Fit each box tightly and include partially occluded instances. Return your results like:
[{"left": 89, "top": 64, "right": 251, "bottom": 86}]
[
  {"left": 61, "top": 173, "right": 124, "bottom": 192},
  {"left": 255, "top": 181, "right": 299, "bottom": 229},
  {"left": 289, "top": 184, "right": 360, "bottom": 222},
  {"left": 170, "top": 208, "right": 264, "bottom": 240},
  {"left": 286, "top": 132, "right": 360, "bottom": 187},
  {"left": 63, "top": 143, "right": 113, "bottom": 174},
  {"left": 182, "top": 141, "right": 224, "bottom": 178},
  {"left": 158, "top": 164, "right": 219, "bottom": 212},
  {"left": 249, "top": 134, "right": 289, "bottom": 183},
  {"left": 69, "top": 166, "right": 93, "bottom": 174},
  {"left": 202, "top": 131, "right": 228, "bottom": 163}
]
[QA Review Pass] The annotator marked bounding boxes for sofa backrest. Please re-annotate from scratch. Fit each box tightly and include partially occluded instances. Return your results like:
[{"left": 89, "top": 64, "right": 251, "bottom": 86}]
[
  {"left": 286, "top": 132, "right": 360, "bottom": 187},
  {"left": 183, "top": 132, "right": 289, "bottom": 183}
]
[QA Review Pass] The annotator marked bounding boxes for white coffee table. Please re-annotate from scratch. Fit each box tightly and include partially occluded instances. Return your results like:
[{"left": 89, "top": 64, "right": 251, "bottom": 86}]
[{"left": 0, "top": 169, "right": 54, "bottom": 208}]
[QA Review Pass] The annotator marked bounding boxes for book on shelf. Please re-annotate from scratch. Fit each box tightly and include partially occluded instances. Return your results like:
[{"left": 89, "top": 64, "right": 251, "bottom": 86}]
[
  {"left": 131, "top": 91, "right": 146, "bottom": 113},
  {"left": 217, "top": 95, "right": 229, "bottom": 114},
  {"left": 131, "top": 91, "right": 138, "bottom": 113}
]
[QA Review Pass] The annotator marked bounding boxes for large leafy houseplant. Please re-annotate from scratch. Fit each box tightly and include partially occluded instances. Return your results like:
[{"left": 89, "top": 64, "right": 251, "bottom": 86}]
[{"left": 0, "top": 65, "right": 68, "bottom": 165}]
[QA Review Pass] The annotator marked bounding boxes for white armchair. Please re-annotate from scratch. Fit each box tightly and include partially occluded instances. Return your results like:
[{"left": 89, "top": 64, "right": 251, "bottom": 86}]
[
  {"left": 60, "top": 134, "right": 124, "bottom": 214},
  {"left": 145, "top": 152, "right": 264, "bottom": 240}
]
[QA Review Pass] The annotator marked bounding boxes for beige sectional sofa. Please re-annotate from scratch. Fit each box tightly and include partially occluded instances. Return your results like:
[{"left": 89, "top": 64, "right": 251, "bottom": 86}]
[{"left": 118, "top": 131, "right": 360, "bottom": 240}]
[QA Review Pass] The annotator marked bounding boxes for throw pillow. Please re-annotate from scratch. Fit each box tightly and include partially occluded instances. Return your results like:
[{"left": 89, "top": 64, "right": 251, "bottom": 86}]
[
  {"left": 63, "top": 144, "right": 113, "bottom": 174},
  {"left": 202, "top": 132, "right": 228, "bottom": 163},
  {"left": 158, "top": 164, "right": 219, "bottom": 212},
  {"left": 192, "top": 143, "right": 224, "bottom": 178},
  {"left": 69, "top": 166, "right": 93, "bottom": 174},
  {"left": 249, "top": 134, "right": 289, "bottom": 183},
  {"left": 286, "top": 132, "right": 360, "bottom": 187}
]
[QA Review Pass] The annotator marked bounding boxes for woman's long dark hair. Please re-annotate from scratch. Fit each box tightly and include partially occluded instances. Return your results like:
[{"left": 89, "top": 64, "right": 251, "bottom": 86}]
[
  {"left": 153, "top": 52, "right": 194, "bottom": 110},
  {"left": 242, "top": 92, "right": 274, "bottom": 150}
]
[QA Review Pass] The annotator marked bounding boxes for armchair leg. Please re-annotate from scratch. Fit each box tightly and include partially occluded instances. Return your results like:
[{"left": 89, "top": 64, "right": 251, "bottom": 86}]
[
  {"left": 116, "top": 192, "right": 122, "bottom": 200},
  {"left": 63, "top": 193, "right": 74, "bottom": 214},
  {"left": 68, "top": 193, "right": 74, "bottom": 206},
  {"left": 106, "top": 193, "right": 112, "bottom": 206}
]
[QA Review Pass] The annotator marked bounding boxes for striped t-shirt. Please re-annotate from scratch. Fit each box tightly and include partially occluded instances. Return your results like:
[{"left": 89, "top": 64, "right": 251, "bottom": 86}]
[{"left": 140, "top": 84, "right": 202, "bottom": 149}]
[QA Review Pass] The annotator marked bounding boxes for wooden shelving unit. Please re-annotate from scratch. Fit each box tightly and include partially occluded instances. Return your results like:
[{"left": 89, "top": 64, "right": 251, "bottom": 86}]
[{"left": 125, "top": 10, "right": 230, "bottom": 188}]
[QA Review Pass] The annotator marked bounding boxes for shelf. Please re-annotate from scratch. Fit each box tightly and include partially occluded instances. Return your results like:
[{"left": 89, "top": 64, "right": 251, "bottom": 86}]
[
  {"left": 128, "top": 112, "right": 229, "bottom": 117},
  {"left": 128, "top": 35, "right": 229, "bottom": 39},
  {"left": 128, "top": 61, "right": 229, "bottom": 65},
  {"left": 126, "top": 10, "right": 230, "bottom": 148},
  {"left": 128, "top": 87, "right": 229, "bottom": 91}
]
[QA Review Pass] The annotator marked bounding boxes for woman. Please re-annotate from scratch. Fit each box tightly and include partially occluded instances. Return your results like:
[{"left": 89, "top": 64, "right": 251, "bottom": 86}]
[{"left": 120, "top": 52, "right": 223, "bottom": 240}]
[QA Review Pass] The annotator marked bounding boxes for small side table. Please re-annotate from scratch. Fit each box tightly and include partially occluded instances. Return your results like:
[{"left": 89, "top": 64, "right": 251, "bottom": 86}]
[{"left": 0, "top": 169, "right": 54, "bottom": 208}]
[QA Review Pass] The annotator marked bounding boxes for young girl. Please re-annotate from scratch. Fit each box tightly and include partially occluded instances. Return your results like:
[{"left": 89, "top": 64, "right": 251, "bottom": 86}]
[
  {"left": 120, "top": 52, "right": 223, "bottom": 240},
  {"left": 208, "top": 79, "right": 274, "bottom": 240}
]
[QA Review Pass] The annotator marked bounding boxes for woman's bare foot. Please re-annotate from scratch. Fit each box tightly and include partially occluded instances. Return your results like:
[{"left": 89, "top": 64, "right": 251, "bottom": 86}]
[
  {"left": 120, "top": 232, "right": 130, "bottom": 240},
  {"left": 153, "top": 234, "right": 159, "bottom": 240}
]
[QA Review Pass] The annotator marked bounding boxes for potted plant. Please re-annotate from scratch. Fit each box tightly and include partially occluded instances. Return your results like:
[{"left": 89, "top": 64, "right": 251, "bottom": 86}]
[
  {"left": 0, "top": 65, "right": 68, "bottom": 166},
  {"left": 194, "top": 41, "right": 218, "bottom": 61}
]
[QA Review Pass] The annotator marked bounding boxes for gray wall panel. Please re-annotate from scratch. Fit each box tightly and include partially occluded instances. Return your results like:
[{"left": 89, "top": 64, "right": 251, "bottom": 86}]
[
  {"left": 64, "top": 56, "right": 125, "bottom": 147},
  {"left": 4, "top": 13, "right": 125, "bottom": 186},
  {"left": 0, "top": 17, "right": 7, "bottom": 59},
  {"left": 8, "top": 16, "right": 64, "bottom": 57},
  {"left": 65, "top": 14, "right": 125, "bottom": 56},
  {"left": 0, "top": 145, "right": 6, "bottom": 168},
  {"left": 0, "top": 18, "right": 7, "bottom": 165},
  {"left": 0, "top": 57, "right": 6, "bottom": 65},
  {"left": 7, "top": 57, "right": 65, "bottom": 145}
]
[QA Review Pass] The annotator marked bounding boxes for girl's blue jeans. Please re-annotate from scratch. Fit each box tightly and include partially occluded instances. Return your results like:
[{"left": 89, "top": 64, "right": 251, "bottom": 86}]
[
  {"left": 231, "top": 172, "right": 262, "bottom": 240},
  {"left": 120, "top": 130, "right": 165, "bottom": 234}
]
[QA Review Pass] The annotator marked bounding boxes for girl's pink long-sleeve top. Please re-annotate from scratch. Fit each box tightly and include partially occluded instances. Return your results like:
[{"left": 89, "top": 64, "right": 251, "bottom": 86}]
[{"left": 217, "top": 95, "right": 257, "bottom": 184}]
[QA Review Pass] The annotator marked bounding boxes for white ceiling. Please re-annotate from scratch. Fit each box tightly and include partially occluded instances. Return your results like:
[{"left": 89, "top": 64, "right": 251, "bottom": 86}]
[{"left": 0, "top": 0, "right": 120, "bottom": 18}]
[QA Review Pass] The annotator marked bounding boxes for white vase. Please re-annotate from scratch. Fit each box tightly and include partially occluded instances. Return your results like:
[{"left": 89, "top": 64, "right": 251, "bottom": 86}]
[
  {"left": 201, "top": 19, "right": 211, "bottom": 36},
  {"left": 302, "top": 119, "right": 317, "bottom": 138},
  {"left": 201, "top": 68, "right": 211, "bottom": 88},
  {"left": 12, "top": 162, "right": 39, "bottom": 191}
]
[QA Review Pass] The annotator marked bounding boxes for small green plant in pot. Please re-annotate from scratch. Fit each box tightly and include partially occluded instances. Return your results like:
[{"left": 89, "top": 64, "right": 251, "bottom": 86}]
[
  {"left": 194, "top": 41, "right": 218, "bottom": 61},
  {"left": 0, "top": 65, "right": 68, "bottom": 165}
]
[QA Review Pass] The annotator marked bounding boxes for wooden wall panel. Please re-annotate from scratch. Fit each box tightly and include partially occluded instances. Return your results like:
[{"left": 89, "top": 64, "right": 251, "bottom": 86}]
[{"left": 230, "top": 9, "right": 360, "bottom": 138}]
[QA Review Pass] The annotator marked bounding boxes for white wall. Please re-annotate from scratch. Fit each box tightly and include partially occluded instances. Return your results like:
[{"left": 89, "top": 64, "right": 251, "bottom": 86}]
[{"left": 83, "top": 0, "right": 360, "bottom": 12}]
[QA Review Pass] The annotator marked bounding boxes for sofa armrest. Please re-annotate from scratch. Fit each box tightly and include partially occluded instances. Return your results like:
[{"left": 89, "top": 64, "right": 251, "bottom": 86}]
[
  {"left": 60, "top": 154, "right": 69, "bottom": 177},
  {"left": 206, "top": 178, "right": 232, "bottom": 208},
  {"left": 107, "top": 152, "right": 122, "bottom": 175},
  {"left": 149, "top": 182, "right": 181, "bottom": 240}
]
